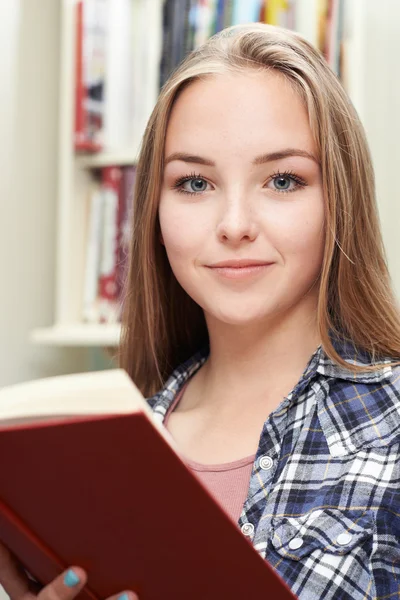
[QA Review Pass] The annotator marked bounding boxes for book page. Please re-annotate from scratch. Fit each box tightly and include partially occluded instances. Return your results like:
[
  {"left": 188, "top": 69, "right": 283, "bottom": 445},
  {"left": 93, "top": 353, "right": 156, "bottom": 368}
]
[{"left": 0, "top": 369, "right": 142, "bottom": 420}]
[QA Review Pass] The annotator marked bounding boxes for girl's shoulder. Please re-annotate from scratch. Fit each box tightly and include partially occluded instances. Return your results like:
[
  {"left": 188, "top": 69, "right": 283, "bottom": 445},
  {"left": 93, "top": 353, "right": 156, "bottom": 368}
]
[{"left": 318, "top": 360, "right": 400, "bottom": 457}]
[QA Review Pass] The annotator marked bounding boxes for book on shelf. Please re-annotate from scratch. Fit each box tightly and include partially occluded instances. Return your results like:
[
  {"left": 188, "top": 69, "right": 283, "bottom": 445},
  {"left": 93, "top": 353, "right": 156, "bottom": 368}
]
[
  {"left": 74, "top": 0, "right": 107, "bottom": 152},
  {"left": 98, "top": 166, "right": 122, "bottom": 324},
  {"left": 75, "top": 0, "right": 163, "bottom": 155},
  {"left": 82, "top": 180, "right": 104, "bottom": 323},
  {"left": 0, "top": 370, "right": 296, "bottom": 600},
  {"left": 325, "top": 0, "right": 344, "bottom": 76},
  {"left": 82, "top": 166, "right": 135, "bottom": 324}
]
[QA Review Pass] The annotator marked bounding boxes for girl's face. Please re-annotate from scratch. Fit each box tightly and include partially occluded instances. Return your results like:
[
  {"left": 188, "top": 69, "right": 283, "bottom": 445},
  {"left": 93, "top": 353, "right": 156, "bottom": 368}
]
[{"left": 159, "top": 70, "right": 325, "bottom": 328}]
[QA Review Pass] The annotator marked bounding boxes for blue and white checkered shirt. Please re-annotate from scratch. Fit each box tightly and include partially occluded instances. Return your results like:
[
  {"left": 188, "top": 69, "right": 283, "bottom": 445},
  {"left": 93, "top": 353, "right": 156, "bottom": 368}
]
[{"left": 147, "top": 338, "right": 400, "bottom": 599}]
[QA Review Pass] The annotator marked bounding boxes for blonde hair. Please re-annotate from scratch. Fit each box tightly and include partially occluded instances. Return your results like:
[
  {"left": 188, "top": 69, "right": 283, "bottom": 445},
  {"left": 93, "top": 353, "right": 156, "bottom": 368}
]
[{"left": 119, "top": 22, "right": 400, "bottom": 397}]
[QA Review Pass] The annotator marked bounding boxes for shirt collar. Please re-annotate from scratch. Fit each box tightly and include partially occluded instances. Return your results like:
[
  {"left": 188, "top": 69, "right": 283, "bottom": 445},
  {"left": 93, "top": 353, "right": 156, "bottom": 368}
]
[
  {"left": 316, "top": 334, "right": 393, "bottom": 383},
  {"left": 148, "top": 348, "right": 208, "bottom": 420}
]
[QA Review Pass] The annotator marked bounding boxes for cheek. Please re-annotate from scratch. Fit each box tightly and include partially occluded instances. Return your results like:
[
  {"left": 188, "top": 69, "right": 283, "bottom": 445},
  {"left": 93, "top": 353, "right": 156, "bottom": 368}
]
[
  {"left": 158, "top": 201, "right": 209, "bottom": 302},
  {"left": 158, "top": 200, "right": 208, "bottom": 262},
  {"left": 271, "top": 201, "right": 325, "bottom": 263}
]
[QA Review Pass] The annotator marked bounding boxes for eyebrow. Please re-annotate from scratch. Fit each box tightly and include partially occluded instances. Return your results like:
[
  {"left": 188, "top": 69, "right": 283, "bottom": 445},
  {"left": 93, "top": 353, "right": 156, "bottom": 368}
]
[{"left": 164, "top": 148, "right": 319, "bottom": 167}]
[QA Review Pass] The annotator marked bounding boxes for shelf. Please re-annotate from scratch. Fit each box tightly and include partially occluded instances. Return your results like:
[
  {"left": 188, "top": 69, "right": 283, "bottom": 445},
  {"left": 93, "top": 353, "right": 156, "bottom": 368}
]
[
  {"left": 30, "top": 323, "right": 121, "bottom": 347},
  {"left": 76, "top": 149, "right": 140, "bottom": 168}
]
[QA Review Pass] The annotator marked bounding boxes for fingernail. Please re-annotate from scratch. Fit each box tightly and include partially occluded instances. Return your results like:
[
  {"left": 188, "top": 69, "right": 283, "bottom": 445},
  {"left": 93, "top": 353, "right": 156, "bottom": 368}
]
[
  {"left": 118, "top": 594, "right": 129, "bottom": 600},
  {"left": 64, "top": 569, "right": 80, "bottom": 587}
]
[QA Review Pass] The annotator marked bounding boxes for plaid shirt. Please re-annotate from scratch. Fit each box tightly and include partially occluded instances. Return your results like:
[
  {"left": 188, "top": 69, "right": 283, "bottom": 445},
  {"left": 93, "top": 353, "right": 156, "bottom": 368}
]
[{"left": 147, "top": 338, "right": 400, "bottom": 599}]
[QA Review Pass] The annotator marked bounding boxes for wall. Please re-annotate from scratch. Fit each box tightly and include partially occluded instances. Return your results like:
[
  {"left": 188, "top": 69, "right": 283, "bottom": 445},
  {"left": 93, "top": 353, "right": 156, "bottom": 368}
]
[
  {"left": 362, "top": 0, "right": 400, "bottom": 299},
  {"left": 0, "top": 0, "right": 88, "bottom": 387}
]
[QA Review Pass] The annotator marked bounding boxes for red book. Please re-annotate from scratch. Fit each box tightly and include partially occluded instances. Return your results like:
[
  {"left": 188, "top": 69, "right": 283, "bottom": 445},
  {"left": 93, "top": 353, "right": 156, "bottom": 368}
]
[
  {"left": 0, "top": 370, "right": 296, "bottom": 600},
  {"left": 74, "top": 0, "right": 105, "bottom": 152}
]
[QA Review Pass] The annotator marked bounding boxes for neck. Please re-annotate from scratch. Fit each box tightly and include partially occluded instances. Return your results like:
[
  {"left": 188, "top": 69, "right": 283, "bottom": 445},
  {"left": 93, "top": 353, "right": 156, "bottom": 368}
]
[{"left": 192, "top": 295, "right": 321, "bottom": 413}]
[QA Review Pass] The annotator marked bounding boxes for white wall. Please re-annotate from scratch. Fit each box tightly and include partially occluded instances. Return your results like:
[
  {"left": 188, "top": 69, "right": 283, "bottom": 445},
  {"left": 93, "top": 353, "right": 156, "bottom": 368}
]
[
  {"left": 345, "top": 0, "right": 400, "bottom": 300},
  {"left": 0, "top": 0, "right": 88, "bottom": 387},
  {"left": 361, "top": 0, "right": 400, "bottom": 299}
]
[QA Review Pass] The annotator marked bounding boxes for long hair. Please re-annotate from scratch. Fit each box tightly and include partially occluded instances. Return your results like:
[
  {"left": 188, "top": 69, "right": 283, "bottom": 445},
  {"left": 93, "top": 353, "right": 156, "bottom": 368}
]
[{"left": 118, "top": 22, "right": 400, "bottom": 397}]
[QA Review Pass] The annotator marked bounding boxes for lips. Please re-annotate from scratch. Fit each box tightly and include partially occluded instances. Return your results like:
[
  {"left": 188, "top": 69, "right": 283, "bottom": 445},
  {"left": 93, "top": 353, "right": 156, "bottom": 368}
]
[
  {"left": 207, "top": 259, "right": 273, "bottom": 268},
  {"left": 205, "top": 260, "right": 274, "bottom": 280}
]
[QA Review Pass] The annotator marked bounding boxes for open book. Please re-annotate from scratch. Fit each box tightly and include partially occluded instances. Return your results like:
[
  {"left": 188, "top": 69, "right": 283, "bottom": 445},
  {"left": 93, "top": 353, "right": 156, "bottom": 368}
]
[{"left": 0, "top": 370, "right": 295, "bottom": 600}]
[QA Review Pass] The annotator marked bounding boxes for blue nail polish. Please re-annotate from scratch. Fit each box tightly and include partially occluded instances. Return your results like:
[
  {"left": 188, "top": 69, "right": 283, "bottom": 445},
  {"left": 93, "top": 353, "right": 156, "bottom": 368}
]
[
  {"left": 64, "top": 570, "right": 80, "bottom": 587},
  {"left": 118, "top": 594, "right": 129, "bottom": 600}
]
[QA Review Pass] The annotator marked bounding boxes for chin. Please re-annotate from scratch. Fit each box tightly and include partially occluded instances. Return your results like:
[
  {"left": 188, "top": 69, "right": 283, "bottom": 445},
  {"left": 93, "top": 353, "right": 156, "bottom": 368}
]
[{"left": 205, "top": 303, "right": 280, "bottom": 328}]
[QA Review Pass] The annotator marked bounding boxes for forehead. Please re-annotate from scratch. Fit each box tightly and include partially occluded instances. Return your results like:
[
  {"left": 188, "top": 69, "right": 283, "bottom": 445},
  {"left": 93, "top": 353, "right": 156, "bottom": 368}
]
[{"left": 165, "top": 70, "right": 315, "bottom": 157}]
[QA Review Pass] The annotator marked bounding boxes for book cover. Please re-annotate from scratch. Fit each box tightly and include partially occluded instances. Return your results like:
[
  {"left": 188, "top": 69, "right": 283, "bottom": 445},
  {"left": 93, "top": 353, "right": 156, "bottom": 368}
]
[
  {"left": 185, "top": 0, "right": 198, "bottom": 55},
  {"left": 141, "top": 0, "right": 164, "bottom": 131},
  {"left": 221, "top": 0, "right": 232, "bottom": 28},
  {"left": 75, "top": 0, "right": 107, "bottom": 152},
  {"left": 159, "top": 0, "right": 175, "bottom": 88},
  {"left": 264, "top": 0, "right": 289, "bottom": 26},
  {"left": 215, "top": 0, "right": 226, "bottom": 33},
  {"left": 0, "top": 370, "right": 296, "bottom": 600}
]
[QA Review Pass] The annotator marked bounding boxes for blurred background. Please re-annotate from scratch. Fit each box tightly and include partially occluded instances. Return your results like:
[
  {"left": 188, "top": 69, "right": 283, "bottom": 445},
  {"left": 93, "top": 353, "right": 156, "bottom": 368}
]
[{"left": 0, "top": 0, "right": 399, "bottom": 389}]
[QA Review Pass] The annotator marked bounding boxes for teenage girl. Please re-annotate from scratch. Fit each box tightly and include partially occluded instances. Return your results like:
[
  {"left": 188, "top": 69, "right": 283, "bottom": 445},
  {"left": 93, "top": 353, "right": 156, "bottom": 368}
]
[{"left": 1, "top": 22, "right": 400, "bottom": 600}]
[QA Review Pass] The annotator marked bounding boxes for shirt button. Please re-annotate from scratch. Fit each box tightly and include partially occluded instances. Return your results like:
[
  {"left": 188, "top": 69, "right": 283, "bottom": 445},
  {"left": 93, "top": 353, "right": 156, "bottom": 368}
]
[
  {"left": 336, "top": 532, "right": 353, "bottom": 546},
  {"left": 241, "top": 523, "right": 255, "bottom": 537},
  {"left": 259, "top": 455, "right": 274, "bottom": 470},
  {"left": 288, "top": 537, "right": 304, "bottom": 550}
]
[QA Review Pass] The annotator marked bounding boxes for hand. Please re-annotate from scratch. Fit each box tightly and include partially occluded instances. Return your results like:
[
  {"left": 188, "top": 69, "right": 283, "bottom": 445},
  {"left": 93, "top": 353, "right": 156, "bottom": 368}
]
[{"left": 0, "top": 541, "right": 139, "bottom": 600}]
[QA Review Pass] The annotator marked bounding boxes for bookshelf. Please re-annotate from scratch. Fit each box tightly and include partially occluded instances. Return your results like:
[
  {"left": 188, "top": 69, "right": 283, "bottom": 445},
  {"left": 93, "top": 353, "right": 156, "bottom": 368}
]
[
  {"left": 31, "top": 0, "right": 364, "bottom": 349},
  {"left": 31, "top": 0, "right": 145, "bottom": 348},
  {"left": 31, "top": 323, "right": 121, "bottom": 347},
  {"left": 77, "top": 151, "right": 140, "bottom": 169}
]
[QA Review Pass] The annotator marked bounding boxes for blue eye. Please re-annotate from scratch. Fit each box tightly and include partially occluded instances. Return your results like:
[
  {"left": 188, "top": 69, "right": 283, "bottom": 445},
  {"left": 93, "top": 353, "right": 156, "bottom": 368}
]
[
  {"left": 268, "top": 171, "right": 307, "bottom": 194},
  {"left": 273, "top": 176, "right": 291, "bottom": 190},
  {"left": 172, "top": 173, "right": 210, "bottom": 196},
  {"left": 187, "top": 178, "right": 208, "bottom": 192}
]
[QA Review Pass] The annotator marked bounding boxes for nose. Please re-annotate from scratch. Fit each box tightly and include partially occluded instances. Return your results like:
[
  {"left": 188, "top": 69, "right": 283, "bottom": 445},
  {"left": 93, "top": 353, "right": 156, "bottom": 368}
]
[{"left": 216, "top": 193, "right": 259, "bottom": 245}]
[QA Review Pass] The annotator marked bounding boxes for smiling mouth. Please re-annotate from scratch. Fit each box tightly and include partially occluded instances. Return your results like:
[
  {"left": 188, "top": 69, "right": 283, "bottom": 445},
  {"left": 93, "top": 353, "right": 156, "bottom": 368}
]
[{"left": 206, "top": 263, "right": 273, "bottom": 280}]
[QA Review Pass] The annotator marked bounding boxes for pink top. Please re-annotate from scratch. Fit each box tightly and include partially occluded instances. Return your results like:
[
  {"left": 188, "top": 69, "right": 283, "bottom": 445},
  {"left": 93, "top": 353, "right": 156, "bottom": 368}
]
[{"left": 164, "top": 384, "right": 256, "bottom": 523}]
